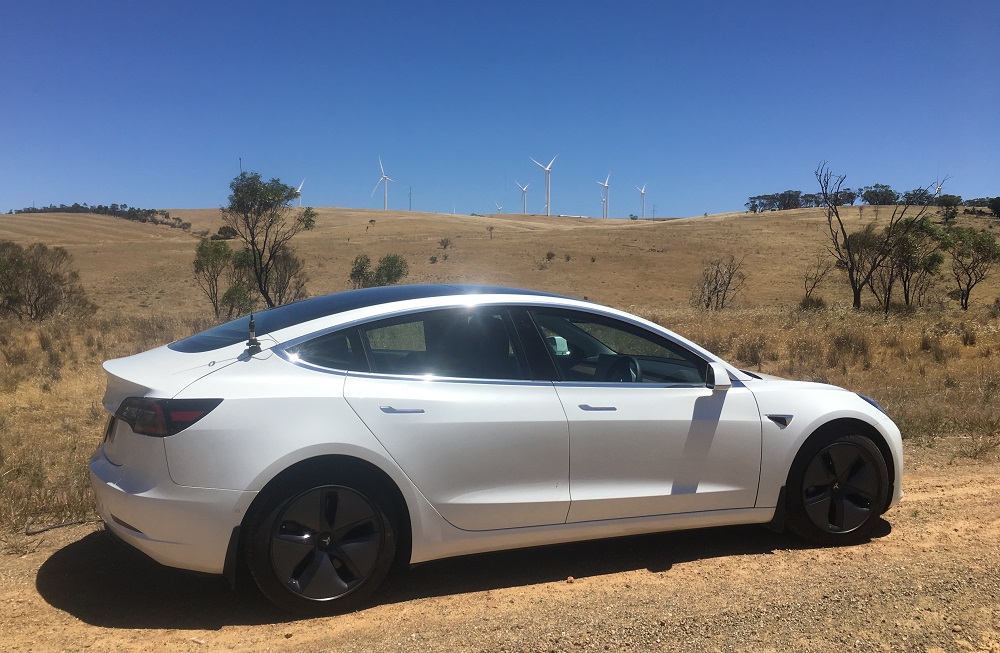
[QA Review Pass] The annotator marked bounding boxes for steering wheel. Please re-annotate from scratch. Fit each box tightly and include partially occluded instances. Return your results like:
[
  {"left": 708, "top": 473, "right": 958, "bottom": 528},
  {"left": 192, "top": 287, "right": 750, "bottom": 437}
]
[{"left": 605, "top": 355, "right": 643, "bottom": 383}]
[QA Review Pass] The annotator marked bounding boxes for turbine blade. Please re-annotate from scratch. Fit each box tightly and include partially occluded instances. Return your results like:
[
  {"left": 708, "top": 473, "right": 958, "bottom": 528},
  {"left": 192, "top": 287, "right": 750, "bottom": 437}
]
[
  {"left": 530, "top": 157, "right": 544, "bottom": 169},
  {"left": 547, "top": 155, "right": 558, "bottom": 168},
  {"left": 604, "top": 173, "right": 611, "bottom": 185},
  {"left": 379, "top": 157, "right": 385, "bottom": 176},
  {"left": 386, "top": 176, "right": 396, "bottom": 183},
  {"left": 297, "top": 180, "right": 305, "bottom": 193},
  {"left": 371, "top": 179, "right": 383, "bottom": 196}
]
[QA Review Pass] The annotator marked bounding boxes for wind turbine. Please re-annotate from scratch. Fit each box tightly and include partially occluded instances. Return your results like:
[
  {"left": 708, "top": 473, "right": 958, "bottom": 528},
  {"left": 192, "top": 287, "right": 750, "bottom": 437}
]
[
  {"left": 530, "top": 155, "right": 557, "bottom": 217},
  {"left": 371, "top": 157, "right": 395, "bottom": 210},
  {"left": 596, "top": 173, "right": 610, "bottom": 219},
  {"left": 515, "top": 181, "right": 529, "bottom": 215},
  {"left": 495, "top": 202, "right": 503, "bottom": 214},
  {"left": 296, "top": 179, "right": 305, "bottom": 207},
  {"left": 637, "top": 184, "right": 646, "bottom": 218}
]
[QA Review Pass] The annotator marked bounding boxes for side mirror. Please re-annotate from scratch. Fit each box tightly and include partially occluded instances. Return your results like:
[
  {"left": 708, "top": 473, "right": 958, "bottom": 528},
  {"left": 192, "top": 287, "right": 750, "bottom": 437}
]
[{"left": 707, "top": 362, "right": 732, "bottom": 390}]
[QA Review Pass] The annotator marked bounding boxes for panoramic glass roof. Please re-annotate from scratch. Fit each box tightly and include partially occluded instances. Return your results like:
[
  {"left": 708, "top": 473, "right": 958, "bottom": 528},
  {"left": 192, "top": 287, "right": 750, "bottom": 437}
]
[{"left": 168, "top": 284, "right": 563, "bottom": 353}]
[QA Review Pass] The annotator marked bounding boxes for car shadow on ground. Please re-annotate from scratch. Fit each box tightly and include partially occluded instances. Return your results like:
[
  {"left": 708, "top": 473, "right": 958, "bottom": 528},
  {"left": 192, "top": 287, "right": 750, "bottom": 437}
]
[{"left": 37, "top": 519, "right": 890, "bottom": 630}]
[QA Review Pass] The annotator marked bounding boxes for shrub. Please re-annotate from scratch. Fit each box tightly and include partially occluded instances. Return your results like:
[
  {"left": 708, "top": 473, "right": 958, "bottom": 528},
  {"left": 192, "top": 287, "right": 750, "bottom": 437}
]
[
  {"left": 691, "top": 255, "right": 746, "bottom": 310},
  {"left": 545, "top": 251, "right": 556, "bottom": 262},
  {"left": 0, "top": 241, "right": 96, "bottom": 320}
]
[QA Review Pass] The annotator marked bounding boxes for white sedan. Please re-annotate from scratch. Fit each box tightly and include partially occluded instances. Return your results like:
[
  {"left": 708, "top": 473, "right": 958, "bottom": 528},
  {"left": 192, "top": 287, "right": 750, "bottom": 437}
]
[{"left": 90, "top": 285, "right": 902, "bottom": 614}]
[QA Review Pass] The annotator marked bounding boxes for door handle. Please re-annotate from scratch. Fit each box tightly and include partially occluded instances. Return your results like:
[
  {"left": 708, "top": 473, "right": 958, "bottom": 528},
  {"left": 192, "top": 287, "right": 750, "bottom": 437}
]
[
  {"left": 579, "top": 404, "right": 617, "bottom": 412},
  {"left": 379, "top": 406, "right": 425, "bottom": 414}
]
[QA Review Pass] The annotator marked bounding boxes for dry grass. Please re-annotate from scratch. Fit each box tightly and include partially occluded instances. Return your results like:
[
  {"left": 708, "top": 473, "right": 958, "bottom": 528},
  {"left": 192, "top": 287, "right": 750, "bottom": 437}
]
[{"left": 1, "top": 205, "right": 999, "bottom": 534}]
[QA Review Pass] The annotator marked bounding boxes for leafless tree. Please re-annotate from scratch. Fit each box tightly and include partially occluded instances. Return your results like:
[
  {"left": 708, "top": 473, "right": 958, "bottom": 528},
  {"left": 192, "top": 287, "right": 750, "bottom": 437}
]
[{"left": 691, "top": 255, "right": 746, "bottom": 310}]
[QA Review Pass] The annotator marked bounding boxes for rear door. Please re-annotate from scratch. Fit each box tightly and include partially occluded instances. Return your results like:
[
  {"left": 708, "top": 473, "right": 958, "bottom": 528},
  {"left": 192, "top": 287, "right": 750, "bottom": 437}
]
[{"left": 342, "top": 307, "right": 570, "bottom": 531}]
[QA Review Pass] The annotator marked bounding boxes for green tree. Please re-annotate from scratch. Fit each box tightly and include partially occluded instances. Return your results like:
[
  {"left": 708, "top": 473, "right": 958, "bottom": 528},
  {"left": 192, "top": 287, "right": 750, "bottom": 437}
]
[
  {"left": 988, "top": 197, "right": 1000, "bottom": 217},
  {"left": 893, "top": 218, "right": 943, "bottom": 307},
  {"left": 0, "top": 241, "right": 95, "bottom": 320},
  {"left": 943, "top": 227, "right": 1000, "bottom": 310},
  {"left": 348, "top": 253, "right": 409, "bottom": 289},
  {"left": 817, "top": 164, "right": 929, "bottom": 309},
  {"left": 372, "top": 253, "right": 409, "bottom": 286},
  {"left": 861, "top": 184, "right": 899, "bottom": 206},
  {"left": 193, "top": 239, "right": 233, "bottom": 318},
  {"left": 936, "top": 194, "right": 963, "bottom": 224},
  {"left": 220, "top": 172, "right": 316, "bottom": 308}
]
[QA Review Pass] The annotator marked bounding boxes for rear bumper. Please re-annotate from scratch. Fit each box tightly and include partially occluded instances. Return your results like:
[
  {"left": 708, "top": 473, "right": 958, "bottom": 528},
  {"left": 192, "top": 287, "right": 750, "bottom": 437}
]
[{"left": 89, "top": 445, "right": 254, "bottom": 575}]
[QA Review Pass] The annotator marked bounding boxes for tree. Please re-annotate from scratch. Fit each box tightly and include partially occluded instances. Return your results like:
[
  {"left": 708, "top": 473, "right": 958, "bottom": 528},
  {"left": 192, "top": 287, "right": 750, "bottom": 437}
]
[
  {"left": 193, "top": 239, "right": 233, "bottom": 318},
  {"left": 943, "top": 227, "right": 1000, "bottom": 310},
  {"left": 861, "top": 184, "right": 899, "bottom": 206},
  {"left": 0, "top": 241, "right": 95, "bottom": 320},
  {"left": 816, "top": 164, "right": 929, "bottom": 309},
  {"left": 936, "top": 194, "right": 963, "bottom": 224},
  {"left": 892, "top": 218, "right": 943, "bottom": 307},
  {"left": 348, "top": 253, "right": 409, "bottom": 289},
  {"left": 220, "top": 172, "right": 316, "bottom": 308},
  {"left": 268, "top": 245, "right": 308, "bottom": 306},
  {"left": 902, "top": 188, "right": 934, "bottom": 206},
  {"left": 690, "top": 255, "right": 746, "bottom": 310},
  {"left": 988, "top": 197, "right": 1000, "bottom": 217},
  {"left": 801, "top": 249, "right": 834, "bottom": 308}
]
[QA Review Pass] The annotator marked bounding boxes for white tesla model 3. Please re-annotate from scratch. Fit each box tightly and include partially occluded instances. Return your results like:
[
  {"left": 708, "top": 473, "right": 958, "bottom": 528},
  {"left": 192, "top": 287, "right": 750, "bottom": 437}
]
[{"left": 90, "top": 285, "right": 902, "bottom": 614}]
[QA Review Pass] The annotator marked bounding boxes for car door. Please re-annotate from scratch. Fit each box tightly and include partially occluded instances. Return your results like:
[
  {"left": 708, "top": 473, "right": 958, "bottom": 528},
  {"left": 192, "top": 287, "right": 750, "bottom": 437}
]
[
  {"left": 524, "top": 308, "right": 762, "bottom": 523},
  {"left": 342, "top": 307, "right": 570, "bottom": 531}
]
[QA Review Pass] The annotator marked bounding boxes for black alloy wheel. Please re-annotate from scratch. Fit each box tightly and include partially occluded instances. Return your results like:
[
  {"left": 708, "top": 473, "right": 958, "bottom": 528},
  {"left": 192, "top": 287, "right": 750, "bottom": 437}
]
[
  {"left": 787, "top": 433, "right": 889, "bottom": 545},
  {"left": 248, "top": 480, "right": 396, "bottom": 614}
]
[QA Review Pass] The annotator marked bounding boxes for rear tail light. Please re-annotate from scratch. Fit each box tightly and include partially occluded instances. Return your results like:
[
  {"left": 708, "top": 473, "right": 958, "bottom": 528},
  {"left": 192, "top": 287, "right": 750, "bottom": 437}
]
[{"left": 115, "top": 398, "right": 223, "bottom": 437}]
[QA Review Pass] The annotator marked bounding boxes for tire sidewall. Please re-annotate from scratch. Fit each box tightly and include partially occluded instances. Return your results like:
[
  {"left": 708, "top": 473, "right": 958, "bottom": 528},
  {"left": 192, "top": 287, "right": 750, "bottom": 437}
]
[
  {"left": 244, "top": 470, "right": 397, "bottom": 615},
  {"left": 786, "top": 432, "right": 889, "bottom": 546}
]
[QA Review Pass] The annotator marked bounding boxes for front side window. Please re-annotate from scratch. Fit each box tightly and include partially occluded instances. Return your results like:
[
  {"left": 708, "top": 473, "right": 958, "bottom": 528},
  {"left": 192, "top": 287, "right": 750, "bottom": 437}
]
[
  {"left": 361, "top": 308, "right": 527, "bottom": 380},
  {"left": 527, "top": 308, "right": 707, "bottom": 384}
]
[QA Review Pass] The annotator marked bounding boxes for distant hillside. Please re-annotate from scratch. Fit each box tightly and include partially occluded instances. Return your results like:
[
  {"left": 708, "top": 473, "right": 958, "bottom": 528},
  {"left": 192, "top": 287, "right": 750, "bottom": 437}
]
[{"left": 2, "top": 206, "right": 997, "bottom": 318}]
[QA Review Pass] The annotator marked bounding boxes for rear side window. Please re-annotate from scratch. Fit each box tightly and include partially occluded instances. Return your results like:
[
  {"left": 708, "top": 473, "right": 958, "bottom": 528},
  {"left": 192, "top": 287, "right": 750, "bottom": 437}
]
[
  {"left": 286, "top": 328, "right": 369, "bottom": 372},
  {"left": 361, "top": 308, "right": 527, "bottom": 380}
]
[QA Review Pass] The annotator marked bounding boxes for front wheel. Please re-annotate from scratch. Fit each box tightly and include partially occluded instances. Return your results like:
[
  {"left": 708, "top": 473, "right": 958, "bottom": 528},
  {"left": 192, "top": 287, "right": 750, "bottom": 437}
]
[
  {"left": 786, "top": 433, "right": 889, "bottom": 545},
  {"left": 246, "top": 478, "right": 396, "bottom": 615}
]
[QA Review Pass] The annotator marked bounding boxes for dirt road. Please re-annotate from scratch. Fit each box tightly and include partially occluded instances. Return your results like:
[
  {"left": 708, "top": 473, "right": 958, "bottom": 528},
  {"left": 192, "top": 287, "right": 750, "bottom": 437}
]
[{"left": 3, "top": 445, "right": 998, "bottom": 653}]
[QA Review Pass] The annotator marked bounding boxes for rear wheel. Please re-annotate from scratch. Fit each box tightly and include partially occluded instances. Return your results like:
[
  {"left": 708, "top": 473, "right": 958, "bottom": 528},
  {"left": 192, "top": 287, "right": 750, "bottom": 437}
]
[
  {"left": 786, "top": 433, "right": 888, "bottom": 545},
  {"left": 246, "top": 476, "right": 396, "bottom": 615}
]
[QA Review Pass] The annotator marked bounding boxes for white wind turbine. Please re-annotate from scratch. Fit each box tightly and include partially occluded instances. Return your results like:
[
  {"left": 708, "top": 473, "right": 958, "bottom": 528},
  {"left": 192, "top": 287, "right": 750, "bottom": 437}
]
[
  {"left": 596, "top": 173, "right": 610, "bottom": 219},
  {"left": 530, "top": 155, "right": 557, "bottom": 216},
  {"left": 637, "top": 184, "right": 646, "bottom": 218},
  {"left": 515, "top": 181, "right": 529, "bottom": 215},
  {"left": 296, "top": 179, "right": 305, "bottom": 207},
  {"left": 495, "top": 202, "right": 503, "bottom": 214},
  {"left": 371, "top": 157, "right": 395, "bottom": 210}
]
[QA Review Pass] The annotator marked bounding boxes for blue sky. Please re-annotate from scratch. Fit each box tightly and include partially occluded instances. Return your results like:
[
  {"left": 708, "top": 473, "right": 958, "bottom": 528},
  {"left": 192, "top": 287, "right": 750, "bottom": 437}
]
[{"left": 2, "top": 1, "right": 997, "bottom": 218}]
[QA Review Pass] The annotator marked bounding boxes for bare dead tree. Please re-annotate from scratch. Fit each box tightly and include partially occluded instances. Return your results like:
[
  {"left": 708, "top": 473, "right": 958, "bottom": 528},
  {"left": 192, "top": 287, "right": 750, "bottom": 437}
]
[
  {"left": 691, "top": 255, "right": 746, "bottom": 310},
  {"left": 802, "top": 249, "right": 835, "bottom": 308}
]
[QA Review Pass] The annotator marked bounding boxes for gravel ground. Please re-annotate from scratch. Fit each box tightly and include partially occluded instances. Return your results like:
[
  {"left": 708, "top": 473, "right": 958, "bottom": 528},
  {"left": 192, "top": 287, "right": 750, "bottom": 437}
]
[{"left": 2, "top": 444, "right": 998, "bottom": 653}]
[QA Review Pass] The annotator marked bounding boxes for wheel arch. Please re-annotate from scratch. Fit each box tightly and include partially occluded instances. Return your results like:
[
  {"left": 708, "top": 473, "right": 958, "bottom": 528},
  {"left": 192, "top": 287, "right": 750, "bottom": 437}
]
[
  {"left": 227, "top": 454, "right": 413, "bottom": 587},
  {"left": 789, "top": 417, "right": 896, "bottom": 513}
]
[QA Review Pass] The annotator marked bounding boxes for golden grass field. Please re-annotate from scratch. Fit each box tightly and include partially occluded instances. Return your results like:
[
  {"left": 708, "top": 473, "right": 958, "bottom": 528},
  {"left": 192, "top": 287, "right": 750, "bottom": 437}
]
[{"left": 1, "top": 205, "right": 999, "bottom": 542}]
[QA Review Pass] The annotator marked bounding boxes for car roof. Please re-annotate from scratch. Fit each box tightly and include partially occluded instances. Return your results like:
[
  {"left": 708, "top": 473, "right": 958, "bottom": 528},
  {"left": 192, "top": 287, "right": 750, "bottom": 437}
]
[{"left": 169, "top": 285, "right": 570, "bottom": 353}]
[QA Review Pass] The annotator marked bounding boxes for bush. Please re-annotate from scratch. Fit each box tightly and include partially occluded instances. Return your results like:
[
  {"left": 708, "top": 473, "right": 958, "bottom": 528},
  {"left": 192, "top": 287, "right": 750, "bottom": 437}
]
[
  {"left": 349, "top": 253, "right": 409, "bottom": 288},
  {"left": 0, "top": 241, "right": 96, "bottom": 320}
]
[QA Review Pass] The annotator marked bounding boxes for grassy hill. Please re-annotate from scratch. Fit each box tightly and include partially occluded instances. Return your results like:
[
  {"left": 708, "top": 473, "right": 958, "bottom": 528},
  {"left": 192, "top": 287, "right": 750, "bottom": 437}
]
[{"left": 4, "top": 205, "right": 997, "bottom": 318}]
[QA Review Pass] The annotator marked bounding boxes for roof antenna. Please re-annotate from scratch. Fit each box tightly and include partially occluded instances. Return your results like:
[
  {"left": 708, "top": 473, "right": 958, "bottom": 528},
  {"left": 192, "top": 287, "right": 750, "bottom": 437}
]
[{"left": 247, "top": 312, "right": 261, "bottom": 355}]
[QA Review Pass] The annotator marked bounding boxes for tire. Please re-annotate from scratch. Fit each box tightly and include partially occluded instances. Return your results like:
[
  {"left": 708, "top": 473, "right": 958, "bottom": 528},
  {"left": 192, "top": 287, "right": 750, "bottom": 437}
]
[
  {"left": 245, "top": 472, "right": 397, "bottom": 615},
  {"left": 786, "top": 433, "right": 889, "bottom": 545}
]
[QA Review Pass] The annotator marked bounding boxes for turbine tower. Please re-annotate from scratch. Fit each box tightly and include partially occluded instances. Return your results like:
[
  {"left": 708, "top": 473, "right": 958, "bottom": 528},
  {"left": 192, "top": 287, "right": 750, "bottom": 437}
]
[
  {"left": 530, "top": 155, "right": 557, "bottom": 217},
  {"left": 637, "top": 184, "right": 646, "bottom": 218},
  {"left": 371, "top": 157, "right": 395, "bottom": 210},
  {"left": 296, "top": 179, "right": 305, "bottom": 207},
  {"left": 596, "top": 173, "right": 610, "bottom": 219},
  {"left": 515, "top": 181, "right": 529, "bottom": 215}
]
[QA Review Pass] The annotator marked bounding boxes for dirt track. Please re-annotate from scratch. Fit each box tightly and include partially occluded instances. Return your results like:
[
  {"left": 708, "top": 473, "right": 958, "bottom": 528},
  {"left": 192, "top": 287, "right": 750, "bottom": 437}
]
[{"left": 3, "top": 444, "right": 999, "bottom": 653}]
